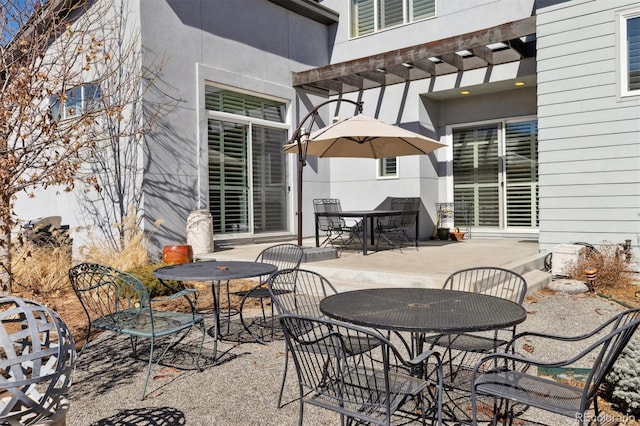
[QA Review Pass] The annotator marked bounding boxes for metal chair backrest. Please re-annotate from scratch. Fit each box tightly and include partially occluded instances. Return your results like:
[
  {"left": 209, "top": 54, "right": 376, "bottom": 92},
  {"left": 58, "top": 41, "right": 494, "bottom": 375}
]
[
  {"left": 69, "top": 263, "right": 150, "bottom": 327},
  {"left": 581, "top": 308, "right": 640, "bottom": 409},
  {"left": 443, "top": 266, "right": 527, "bottom": 304},
  {"left": 313, "top": 198, "right": 345, "bottom": 230},
  {"left": 267, "top": 268, "right": 337, "bottom": 318},
  {"left": 390, "top": 197, "right": 420, "bottom": 228},
  {"left": 255, "top": 243, "right": 304, "bottom": 274},
  {"left": 279, "top": 314, "right": 437, "bottom": 426}
]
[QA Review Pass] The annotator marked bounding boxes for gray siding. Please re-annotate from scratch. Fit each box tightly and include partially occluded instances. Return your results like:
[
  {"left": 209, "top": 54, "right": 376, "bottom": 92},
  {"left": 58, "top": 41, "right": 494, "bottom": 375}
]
[{"left": 537, "top": 0, "right": 640, "bottom": 253}]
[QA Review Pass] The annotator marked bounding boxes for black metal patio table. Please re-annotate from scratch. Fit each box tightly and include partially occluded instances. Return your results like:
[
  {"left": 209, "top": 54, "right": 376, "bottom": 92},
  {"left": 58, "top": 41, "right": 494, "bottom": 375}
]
[
  {"left": 319, "top": 287, "right": 527, "bottom": 423},
  {"left": 319, "top": 288, "right": 526, "bottom": 337},
  {"left": 314, "top": 209, "right": 419, "bottom": 255},
  {"left": 153, "top": 260, "right": 277, "bottom": 364}
]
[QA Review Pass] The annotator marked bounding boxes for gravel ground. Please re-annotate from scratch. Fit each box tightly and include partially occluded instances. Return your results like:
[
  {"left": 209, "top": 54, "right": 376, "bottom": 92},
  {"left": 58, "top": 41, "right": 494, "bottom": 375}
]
[{"left": 65, "top": 290, "right": 629, "bottom": 425}]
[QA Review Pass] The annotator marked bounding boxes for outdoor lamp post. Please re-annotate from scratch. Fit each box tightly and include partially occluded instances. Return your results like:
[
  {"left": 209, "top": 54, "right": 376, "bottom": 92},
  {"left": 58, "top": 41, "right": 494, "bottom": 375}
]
[{"left": 286, "top": 99, "right": 363, "bottom": 246}]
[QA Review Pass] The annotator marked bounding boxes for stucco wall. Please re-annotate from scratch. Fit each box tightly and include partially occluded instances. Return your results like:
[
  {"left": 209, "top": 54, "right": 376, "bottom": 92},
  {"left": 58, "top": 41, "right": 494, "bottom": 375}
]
[{"left": 139, "top": 0, "right": 334, "bottom": 253}]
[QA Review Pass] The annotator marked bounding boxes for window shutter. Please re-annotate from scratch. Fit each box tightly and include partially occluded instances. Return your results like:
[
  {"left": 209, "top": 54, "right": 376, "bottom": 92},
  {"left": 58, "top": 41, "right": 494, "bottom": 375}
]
[
  {"left": 411, "top": 0, "right": 435, "bottom": 21},
  {"left": 252, "top": 126, "right": 287, "bottom": 233},
  {"left": 453, "top": 126, "right": 500, "bottom": 227},
  {"left": 379, "top": 0, "right": 403, "bottom": 30},
  {"left": 628, "top": 16, "right": 640, "bottom": 91},
  {"left": 505, "top": 121, "right": 538, "bottom": 227},
  {"left": 353, "top": 0, "right": 374, "bottom": 37},
  {"left": 208, "top": 119, "right": 249, "bottom": 233},
  {"left": 205, "top": 87, "right": 286, "bottom": 123}
]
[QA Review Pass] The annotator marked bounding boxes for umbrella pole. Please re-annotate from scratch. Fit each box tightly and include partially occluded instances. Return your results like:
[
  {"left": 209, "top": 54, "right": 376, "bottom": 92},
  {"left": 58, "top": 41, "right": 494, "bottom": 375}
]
[
  {"left": 297, "top": 154, "right": 304, "bottom": 246},
  {"left": 287, "top": 99, "right": 363, "bottom": 247}
]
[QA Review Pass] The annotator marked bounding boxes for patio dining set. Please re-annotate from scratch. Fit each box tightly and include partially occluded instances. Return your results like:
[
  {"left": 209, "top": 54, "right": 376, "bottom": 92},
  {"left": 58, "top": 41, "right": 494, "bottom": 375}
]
[
  {"left": 62, "top": 244, "right": 640, "bottom": 426},
  {"left": 313, "top": 197, "right": 421, "bottom": 255}
]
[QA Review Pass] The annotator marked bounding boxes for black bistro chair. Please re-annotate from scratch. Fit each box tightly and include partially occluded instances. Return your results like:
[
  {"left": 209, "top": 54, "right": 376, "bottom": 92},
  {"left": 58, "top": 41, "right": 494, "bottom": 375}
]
[
  {"left": 313, "top": 198, "right": 362, "bottom": 250},
  {"left": 280, "top": 314, "right": 444, "bottom": 426},
  {"left": 470, "top": 308, "right": 640, "bottom": 425},
  {"left": 375, "top": 197, "right": 420, "bottom": 251},
  {"left": 229, "top": 243, "right": 304, "bottom": 343},
  {"left": 424, "top": 267, "right": 527, "bottom": 377}
]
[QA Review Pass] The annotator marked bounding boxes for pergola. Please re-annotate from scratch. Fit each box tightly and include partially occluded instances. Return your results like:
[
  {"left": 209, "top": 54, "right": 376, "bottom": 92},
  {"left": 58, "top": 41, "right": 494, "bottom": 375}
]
[{"left": 291, "top": 16, "right": 537, "bottom": 95}]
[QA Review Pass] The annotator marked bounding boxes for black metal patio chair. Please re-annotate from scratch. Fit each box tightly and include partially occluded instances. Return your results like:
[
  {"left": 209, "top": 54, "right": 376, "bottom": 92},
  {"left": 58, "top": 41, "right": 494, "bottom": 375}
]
[
  {"left": 230, "top": 243, "right": 304, "bottom": 343},
  {"left": 313, "top": 198, "right": 362, "bottom": 250},
  {"left": 68, "top": 262, "right": 205, "bottom": 399},
  {"left": 424, "top": 267, "right": 527, "bottom": 378},
  {"left": 470, "top": 308, "right": 640, "bottom": 425},
  {"left": 280, "top": 313, "right": 444, "bottom": 426},
  {"left": 268, "top": 268, "right": 339, "bottom": 407},
  {"left": 375, "top": 197, "right": 420, "bottom": 251}
]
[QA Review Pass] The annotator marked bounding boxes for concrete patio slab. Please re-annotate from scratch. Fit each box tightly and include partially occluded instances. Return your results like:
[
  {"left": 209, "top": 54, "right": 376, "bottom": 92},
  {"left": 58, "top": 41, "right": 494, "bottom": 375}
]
[{"left": 210, "top": 237, "right": 549, "bottom": 294}]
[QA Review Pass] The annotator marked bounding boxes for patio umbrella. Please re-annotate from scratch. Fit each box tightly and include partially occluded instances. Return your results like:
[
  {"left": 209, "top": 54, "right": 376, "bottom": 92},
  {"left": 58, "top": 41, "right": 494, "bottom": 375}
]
[
  {"left": 283, "top": 113, "right": 445, "bottom": 158},
  {"left": 283, "top": 110, "right": 446, "bottom": 245}
]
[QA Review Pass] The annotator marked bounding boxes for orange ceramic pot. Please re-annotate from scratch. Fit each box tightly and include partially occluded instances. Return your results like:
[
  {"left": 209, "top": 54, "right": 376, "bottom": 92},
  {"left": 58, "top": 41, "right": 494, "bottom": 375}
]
[{"left": 162, "top": 245, "right": 193, "bottom": 265}]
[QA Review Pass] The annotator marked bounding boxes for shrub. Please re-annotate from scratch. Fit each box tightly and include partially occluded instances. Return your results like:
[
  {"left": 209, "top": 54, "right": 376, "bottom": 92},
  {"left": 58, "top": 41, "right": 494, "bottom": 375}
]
[
  {"left": 604, "top": 337, "right": 640, "bottom": 416},
  {"left": 125, "top": 263, "right": 182, "bottom": 298},
  {"left": 78, "top": 204, "right": 162, "bottom": 271},
  {"left": 566, "top": 242, "right": 637, "bottom": 291},
  {"left": 11, "top": 229, "right": 73, "bottom": 295}
]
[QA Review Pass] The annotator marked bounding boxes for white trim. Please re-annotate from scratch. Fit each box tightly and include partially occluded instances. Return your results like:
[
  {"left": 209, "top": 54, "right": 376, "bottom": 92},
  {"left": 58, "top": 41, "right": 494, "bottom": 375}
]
[
  {"left": 376, "top": 157, "right": 399, "bottom": 179},
  {"left": 619, "top": 9, "right": 640, "bottom": 98}
]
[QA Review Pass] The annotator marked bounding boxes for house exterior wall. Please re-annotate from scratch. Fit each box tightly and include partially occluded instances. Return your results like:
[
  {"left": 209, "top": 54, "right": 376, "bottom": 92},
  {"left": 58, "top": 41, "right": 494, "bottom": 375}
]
[
  {"left": 14, "top": 0, "right": 639, "bottom": 259},
  {"left": 138, "top": 0, "right": 334, "bottom": 253},
  {"left": 536, "top": 0, "right": 640, "bottom": 254}
]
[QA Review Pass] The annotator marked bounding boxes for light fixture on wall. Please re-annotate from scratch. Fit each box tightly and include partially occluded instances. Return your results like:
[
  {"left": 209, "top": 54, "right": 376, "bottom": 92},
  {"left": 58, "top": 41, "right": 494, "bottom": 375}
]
[
  {"left": 460, "top": 90, "right": 470, "bottom": 95},
  {"left": 515, "top": 81, "right": 525, "bottom": 86}
]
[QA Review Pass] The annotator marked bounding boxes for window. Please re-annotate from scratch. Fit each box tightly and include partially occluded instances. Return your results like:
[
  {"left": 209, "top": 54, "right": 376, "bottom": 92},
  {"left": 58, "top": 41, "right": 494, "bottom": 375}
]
[
  {"left": 50, "top": 83, "right": 101, "bottom": 120},
  {"left": 378, "top": 157, "right": 398, "bottom": 178},
  {"left": 206, "top": 86, "right": 288, "bottom": 235},
  {"left": 622, "top": 13, "right": 640, "bottom": 94},
  {"left": 351, "top": 0, "right": 435, "bottom": 37}
]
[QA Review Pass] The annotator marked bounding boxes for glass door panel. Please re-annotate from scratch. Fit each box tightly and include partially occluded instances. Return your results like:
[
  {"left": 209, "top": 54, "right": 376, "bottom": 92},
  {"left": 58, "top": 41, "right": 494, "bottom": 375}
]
[
  {"left": 505, "top": 120, "right": 538, "bottom": 227},
  {"left": 208, "top": 119, "right": 249, "bottom": 234},
  {"left": 252, "top": 126, "right": 287, "bottom": 233},
  {"left": 453, "top": 125, "right": 500, "bottom": 227}
]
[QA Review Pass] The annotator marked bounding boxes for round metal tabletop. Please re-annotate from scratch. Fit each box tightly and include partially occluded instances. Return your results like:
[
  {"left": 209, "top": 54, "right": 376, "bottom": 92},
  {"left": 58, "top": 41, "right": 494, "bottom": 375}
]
[
  {"left": 153, "top": 260, "right": 277, "bottom": 281},
  {"left": 319, "top": 287, "right": 526, "bottom": 333}
]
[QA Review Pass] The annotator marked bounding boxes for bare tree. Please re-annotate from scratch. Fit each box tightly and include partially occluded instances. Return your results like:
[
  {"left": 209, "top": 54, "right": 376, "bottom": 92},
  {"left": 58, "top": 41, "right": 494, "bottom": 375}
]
[
  {"left": 75, "top": 0, "right": 174, "bottom": 252},
  {"left": 0, "top": 0, "right": 140, "bottom": 293}
]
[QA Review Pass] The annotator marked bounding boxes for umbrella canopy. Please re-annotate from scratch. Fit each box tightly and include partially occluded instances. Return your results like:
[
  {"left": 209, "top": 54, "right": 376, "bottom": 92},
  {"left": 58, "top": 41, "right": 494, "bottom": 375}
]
[{"left": 283, "top": 113, "right": 445, "bottom": 158}]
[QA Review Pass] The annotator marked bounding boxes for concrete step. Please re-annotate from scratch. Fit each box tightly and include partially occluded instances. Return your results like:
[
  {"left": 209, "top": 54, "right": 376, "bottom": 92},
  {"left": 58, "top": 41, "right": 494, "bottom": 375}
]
[{"left": 305, "top": 252, "right": 551, "bottom": 294}]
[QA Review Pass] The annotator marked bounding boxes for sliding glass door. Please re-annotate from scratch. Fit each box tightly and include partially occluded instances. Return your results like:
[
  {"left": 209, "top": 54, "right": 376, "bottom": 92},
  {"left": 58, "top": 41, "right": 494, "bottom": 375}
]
[
  {"left": 206, "top": 86, "right": 288, "bottom": 235},
  {"left": 452, "top": 119, "right": 538, "bottom": 229}
]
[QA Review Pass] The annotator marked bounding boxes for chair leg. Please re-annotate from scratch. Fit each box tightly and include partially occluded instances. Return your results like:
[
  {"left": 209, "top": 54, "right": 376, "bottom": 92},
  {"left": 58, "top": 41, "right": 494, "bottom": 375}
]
[
  {"left": 277, "top": 345, "right": 290, "bottom": 408},
  {"left": 141, "top": 338, "right": 155, "bottom": 400}
]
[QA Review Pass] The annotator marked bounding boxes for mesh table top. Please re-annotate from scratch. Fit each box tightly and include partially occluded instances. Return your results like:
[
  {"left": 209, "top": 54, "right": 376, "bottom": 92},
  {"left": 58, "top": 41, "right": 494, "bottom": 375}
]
[
  {"left": 153, "top": 260, "right": 277, "bottom": 281},
  {"left": 319, "top": 288, "right": 526, "bottom": 333}
]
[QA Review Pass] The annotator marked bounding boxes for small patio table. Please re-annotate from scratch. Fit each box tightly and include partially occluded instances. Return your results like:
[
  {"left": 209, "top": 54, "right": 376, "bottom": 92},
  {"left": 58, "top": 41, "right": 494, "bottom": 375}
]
[
  {"left": 314, "top": 209, "right": 418, "bottom": 255},
  {"left": 153, "top": 260, "right": 277, "bottom": 364}
]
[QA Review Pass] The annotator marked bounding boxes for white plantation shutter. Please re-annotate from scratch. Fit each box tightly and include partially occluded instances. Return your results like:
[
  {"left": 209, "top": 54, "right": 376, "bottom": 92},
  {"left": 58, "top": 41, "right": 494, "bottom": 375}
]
[
  {"left": 505, "top": 121, "right": 538, "bottom": 227},
  {"left": 379, "top": 0, "right": 403, "bottom": 30},
  {"left": 206, "top": 87, "right": 287, "bottom": 235},
  {"left": 252, "top": 126, "right": 287, "bottom": 233},
  {"left": 411, "top": 0, "right": 435, "bottom": 21},
  {"left": 351, "top": 0, "right": 435, "bottom": 37},
  {"left": 208, "top": 120, "right": 250, "bottom": 234},
  {"left": 453, "top": 126, "right": 500, "bottom": 227},
  {"left": 352, "top": 0, "right": 374, "bottom": 37}
]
